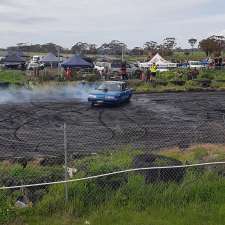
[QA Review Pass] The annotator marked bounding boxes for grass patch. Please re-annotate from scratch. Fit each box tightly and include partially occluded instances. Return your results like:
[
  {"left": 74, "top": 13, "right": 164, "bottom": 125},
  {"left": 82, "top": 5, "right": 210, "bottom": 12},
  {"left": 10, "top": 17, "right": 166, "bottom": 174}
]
[
  {"left": 131, "top": 82, "right": 187, "bottom": 93},
  {"left": 1, "top": 147, "right": 225, "bottom": 225},
  {"left": 0, "top": 70, "right": 26, "bottom": 85},
  {"left": 12, "top": 172, "right": 225, "bottom": 225},
  {"left": 0, "top": 164, "right": 64, "bottom": 187},
  {"left": 160, "top": 144, "right": 225, "bottom": 163}
]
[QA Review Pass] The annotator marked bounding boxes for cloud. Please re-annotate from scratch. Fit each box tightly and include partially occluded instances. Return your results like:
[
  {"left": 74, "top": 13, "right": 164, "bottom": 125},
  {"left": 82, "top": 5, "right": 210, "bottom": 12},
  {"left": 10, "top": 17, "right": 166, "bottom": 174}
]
[
  {"left": 0, "top": 0, "right": 224, "bottom": 48},
  {"left": 0, "top": 14, "right": 57, "bottom": 25},
  {"left": 0, "top": 0, "right": 18, "bottom": 6},
  {"left": 0, "top": 0, "right": 27, "bottom": 9}
]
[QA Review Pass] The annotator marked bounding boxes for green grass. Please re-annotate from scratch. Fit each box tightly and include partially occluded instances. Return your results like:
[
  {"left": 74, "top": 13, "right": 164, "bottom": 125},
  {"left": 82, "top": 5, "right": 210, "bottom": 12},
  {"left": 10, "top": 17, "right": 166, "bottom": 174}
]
[
  {"left": 124, "top": 51, "right": 208, "bottom": 63},
  {"left": 73, "top": 148, "right": 140, "bottom": 173},
  {"left": 0, "top": 70, "right": 26, "bottom": 85},
  {"left": 12, "top": 172, "right": 225, "bottom": 225},
  {"left": 0, "top": 164, "right": 64, "bottom": 187},
  {"left": 1, "top": 147, "right": 224, "bottom": 225},
  {"left": 172, "top": 51, "right": 207, "bottom": 62},
  {"left": 87, "top": 203, "right": 225, "bottom": 225}
]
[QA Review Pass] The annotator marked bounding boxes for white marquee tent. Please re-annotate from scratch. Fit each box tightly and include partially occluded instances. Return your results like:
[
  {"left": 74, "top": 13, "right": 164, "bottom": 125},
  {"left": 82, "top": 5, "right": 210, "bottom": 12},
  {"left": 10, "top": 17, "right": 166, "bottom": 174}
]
[{"left": 139, "top": 53, "right": 177, "bottom": 69}]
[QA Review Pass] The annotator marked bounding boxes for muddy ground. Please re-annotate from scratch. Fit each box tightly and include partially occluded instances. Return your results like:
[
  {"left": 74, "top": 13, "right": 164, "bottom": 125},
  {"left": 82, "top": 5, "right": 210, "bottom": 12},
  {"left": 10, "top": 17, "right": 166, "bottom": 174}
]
[{"left": 1, "top": 92, "right": 225, "bottom": 159}]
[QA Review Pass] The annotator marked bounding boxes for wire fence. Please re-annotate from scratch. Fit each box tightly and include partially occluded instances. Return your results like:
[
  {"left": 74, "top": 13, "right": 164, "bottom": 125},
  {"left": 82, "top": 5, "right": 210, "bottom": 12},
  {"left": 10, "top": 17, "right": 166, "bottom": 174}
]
[
  {"left": 1, "top": 123, "right": 225, "bottom": 157},
  {"left": 0, "top": 121, "right": 225, "bottom": 223}
]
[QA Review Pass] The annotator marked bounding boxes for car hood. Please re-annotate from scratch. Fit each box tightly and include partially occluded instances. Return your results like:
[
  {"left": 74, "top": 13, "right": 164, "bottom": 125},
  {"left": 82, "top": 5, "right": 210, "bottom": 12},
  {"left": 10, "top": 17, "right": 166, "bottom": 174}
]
[{"left": 89, "top": 90, "right": 121, "bottom": 96}]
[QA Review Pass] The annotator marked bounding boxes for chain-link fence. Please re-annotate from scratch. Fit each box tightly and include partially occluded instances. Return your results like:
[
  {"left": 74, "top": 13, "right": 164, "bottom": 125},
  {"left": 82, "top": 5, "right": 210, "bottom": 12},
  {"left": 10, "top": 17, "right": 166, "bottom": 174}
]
[{"left": 0, "top": 118, "right": 225, "bottom": 224}]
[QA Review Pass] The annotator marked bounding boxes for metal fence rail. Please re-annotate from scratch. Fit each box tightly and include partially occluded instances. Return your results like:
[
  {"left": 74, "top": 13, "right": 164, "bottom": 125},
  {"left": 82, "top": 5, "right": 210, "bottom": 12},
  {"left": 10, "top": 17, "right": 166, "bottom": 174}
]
[{"left": 1, "top": 162, "right": 225, "bottom": 190}]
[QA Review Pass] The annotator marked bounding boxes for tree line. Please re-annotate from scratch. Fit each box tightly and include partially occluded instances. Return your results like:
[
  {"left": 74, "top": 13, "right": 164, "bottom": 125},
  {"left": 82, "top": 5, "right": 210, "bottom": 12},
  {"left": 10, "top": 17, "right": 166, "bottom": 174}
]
[{"left": 6, "top": 35, "right": 225, "bottom": 57}]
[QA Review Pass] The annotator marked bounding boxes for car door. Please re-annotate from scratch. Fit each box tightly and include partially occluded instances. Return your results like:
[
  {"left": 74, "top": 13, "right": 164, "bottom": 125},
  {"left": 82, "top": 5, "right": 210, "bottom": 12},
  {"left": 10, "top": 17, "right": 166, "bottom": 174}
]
[{"left": 121, "top": 83, "right": 129, "bottom": 101}]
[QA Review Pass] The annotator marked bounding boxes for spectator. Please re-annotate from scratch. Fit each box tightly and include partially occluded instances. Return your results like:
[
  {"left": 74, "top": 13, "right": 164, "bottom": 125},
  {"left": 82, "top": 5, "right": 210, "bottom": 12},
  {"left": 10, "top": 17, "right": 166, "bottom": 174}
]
[
  {"left": 191, "top": 68, "right": 199, "bottom": 80},
  {"left": 187, "top": 69, "right": 192, "bottom": 80},
  {"left": 150, "top": 63, "right": 158, "bottom": 83},
  {"left": 65, "top": 67, "right": 72, "bottom": 80},
  {"left": 121, "top": 62, "right": 128, "bottom": 80},
  {"left": 146, "top": 69, "right": 151, "bottom": 83}
]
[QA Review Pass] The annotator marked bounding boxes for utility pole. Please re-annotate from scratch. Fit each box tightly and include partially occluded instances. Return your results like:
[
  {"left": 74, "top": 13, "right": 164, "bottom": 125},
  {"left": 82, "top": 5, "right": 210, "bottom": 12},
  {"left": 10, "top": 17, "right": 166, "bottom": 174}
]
[
  {"left": 122, "top": 46, "right": 124, "bottom": 62},
  {"left": 57, "top": 47, "right": 61, "bottom": 76}
]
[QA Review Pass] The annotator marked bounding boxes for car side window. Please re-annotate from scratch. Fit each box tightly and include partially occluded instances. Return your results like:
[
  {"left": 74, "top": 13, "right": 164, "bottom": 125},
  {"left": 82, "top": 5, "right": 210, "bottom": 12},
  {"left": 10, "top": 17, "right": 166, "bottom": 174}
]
[{"left": 122, "top": 83, "right": 128, "bottom": 91}]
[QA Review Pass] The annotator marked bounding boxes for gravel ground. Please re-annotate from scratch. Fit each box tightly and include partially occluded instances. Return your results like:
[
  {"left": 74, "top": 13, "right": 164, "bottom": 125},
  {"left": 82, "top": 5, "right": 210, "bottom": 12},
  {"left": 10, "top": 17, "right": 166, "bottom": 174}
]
[{"left": 1, "top": 92, "right": 225, "bottom": 158}]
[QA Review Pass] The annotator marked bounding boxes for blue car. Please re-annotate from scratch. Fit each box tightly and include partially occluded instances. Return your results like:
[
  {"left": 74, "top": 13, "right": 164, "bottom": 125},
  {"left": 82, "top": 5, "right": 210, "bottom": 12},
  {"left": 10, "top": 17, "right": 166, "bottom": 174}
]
[{"left": 88, "top": 81, "right": 133, "bottom": 105}]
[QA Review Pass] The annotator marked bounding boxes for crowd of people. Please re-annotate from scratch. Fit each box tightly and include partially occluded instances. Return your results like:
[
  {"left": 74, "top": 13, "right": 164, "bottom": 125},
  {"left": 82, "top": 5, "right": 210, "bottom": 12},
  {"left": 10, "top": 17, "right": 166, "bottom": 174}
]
[{"left": 63, "top": 60, "right": 204, "bottom": 82}]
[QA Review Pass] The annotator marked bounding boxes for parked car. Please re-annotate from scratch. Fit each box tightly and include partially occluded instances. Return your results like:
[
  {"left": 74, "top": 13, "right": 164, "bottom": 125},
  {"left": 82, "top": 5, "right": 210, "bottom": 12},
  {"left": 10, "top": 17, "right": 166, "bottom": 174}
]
[
  {"left": 111, "top": 62, "right": 141, "bottom": 76},
  {"left": 27, "top": 62, "right": 45, "bottom": 70},
  {"left": 88, "top": 81, "right": 133, "bottom": 106}
]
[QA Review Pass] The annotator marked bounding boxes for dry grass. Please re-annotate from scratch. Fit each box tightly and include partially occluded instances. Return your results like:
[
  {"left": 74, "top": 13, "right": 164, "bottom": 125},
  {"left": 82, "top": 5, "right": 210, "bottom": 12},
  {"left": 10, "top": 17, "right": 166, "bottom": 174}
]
[{"left": 160, "top": 144, "right": 225, "bottom": 163}]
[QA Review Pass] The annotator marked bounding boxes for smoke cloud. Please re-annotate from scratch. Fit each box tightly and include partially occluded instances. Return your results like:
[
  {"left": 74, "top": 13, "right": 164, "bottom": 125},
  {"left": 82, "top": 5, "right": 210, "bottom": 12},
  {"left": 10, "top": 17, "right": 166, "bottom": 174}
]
[{"left": 0, "top": 83, "right": 97, "bottom": 104}]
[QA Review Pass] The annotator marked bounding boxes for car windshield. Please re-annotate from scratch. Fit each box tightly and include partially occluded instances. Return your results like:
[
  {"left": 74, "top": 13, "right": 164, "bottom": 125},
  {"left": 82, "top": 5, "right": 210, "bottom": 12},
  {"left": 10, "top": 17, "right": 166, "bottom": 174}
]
[{"left": 97, "top": 83, "right": 121, "bottom": 92}]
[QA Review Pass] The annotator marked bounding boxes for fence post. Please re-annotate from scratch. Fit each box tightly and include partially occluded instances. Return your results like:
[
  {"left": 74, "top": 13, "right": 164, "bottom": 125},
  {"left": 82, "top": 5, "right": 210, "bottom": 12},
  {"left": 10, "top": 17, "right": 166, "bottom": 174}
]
[{"left": 64, "top": 123, "right": 69, "bottom": 203}]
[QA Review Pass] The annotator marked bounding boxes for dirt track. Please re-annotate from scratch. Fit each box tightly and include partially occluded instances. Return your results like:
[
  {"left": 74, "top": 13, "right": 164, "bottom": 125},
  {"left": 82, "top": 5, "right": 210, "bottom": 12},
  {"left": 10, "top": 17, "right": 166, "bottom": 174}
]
[{"left": 1, "top": 92, "right": 225, "bottom": 158}]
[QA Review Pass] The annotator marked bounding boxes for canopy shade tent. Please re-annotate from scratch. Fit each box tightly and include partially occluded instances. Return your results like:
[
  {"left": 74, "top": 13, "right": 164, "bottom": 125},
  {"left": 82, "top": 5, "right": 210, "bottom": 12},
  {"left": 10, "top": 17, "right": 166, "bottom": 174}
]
[
  {"left": 1, "top": 51, "right": 28, "bottom": 59},
  {"left": 40, "top": 53, "right": 59, "bottom": 67},
  {"left": 61, "top": 55, "right": 94, "bottom": 69},
  {"left": 40, "top": 53, "right": 59, "bottom": 63},
  {"left": 3, "top": 54, "right": 26, "bottom": 69},
  {"left": 3, "top": 54, "right": 26, "bottom": 63},
  {"left": 139, "top": 53, "right": 177, "bottom": 69}
]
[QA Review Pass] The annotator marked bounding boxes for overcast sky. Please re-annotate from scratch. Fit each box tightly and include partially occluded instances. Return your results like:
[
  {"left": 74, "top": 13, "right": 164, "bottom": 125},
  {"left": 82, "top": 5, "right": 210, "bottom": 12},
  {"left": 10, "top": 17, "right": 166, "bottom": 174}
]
[{"left": 0, "top": 0, "right": 225, "bottom": 49}]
